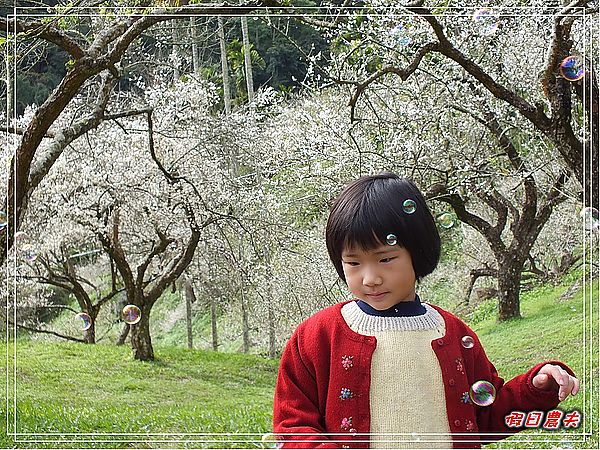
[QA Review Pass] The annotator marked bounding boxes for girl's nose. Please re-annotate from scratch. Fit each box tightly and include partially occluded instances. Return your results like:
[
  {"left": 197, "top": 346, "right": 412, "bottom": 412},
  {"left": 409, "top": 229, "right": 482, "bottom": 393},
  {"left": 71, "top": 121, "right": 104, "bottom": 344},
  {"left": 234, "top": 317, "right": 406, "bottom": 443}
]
[{"left": 363, "top": 269, "right": 382, "bottom": 286}]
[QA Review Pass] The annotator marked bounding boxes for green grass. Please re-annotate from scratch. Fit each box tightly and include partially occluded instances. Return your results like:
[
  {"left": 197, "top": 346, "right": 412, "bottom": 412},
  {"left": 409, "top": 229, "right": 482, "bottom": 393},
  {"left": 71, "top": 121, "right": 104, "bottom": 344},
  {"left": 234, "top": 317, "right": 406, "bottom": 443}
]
[
  {"left": 1, "top": 343, "right": 279, "bottom": 448},
  {"left": 468, "top": 277, "right": 598, "bottom": 449},
  {"left": 1, "top": 275, "right": 597, "bottom": 448}
]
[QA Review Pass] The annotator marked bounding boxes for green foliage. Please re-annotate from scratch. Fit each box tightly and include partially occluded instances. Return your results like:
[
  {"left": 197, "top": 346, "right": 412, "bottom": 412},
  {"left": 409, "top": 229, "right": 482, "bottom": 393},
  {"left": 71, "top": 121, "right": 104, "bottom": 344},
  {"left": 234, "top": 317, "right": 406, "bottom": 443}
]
[
  {"left": 212, "top": 11, "right": 328, "bottom": 104},
  {"left": 14, "top": 45, "right": 68, "bottom": 115},
  {"left": 226, "top": 38, "right": 266, "bottom": 103}
]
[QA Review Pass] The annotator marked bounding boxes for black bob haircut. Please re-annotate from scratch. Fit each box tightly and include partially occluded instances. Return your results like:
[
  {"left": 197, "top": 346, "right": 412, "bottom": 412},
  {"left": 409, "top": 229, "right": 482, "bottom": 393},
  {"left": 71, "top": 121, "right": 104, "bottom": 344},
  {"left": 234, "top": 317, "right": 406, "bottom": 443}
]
[{"left": 325, "top": 172, "right": 441, "bottom": 283}]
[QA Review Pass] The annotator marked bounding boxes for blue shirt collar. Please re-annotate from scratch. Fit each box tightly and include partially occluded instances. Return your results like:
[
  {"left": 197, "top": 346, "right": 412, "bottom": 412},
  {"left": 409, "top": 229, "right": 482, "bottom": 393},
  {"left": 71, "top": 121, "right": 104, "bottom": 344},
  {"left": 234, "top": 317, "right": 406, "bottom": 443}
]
[{"left": 356, "top": 294, "right": 426, "bottom": 317}]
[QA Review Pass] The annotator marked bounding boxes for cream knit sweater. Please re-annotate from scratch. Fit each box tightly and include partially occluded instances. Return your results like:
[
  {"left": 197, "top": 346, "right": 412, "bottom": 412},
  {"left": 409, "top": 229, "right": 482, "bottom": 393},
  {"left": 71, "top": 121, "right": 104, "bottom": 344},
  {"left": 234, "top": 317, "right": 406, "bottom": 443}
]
[{"left": 341, "top": 301, "right": 453, "bottom": 449}]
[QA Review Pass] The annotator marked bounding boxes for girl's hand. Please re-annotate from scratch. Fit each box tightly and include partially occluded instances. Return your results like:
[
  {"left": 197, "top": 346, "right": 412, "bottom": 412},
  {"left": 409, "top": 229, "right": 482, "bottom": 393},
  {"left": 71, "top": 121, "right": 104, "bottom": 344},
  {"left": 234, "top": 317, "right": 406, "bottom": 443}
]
[{"left": 532, "top": 364, "right": 580, "bottom": 401}]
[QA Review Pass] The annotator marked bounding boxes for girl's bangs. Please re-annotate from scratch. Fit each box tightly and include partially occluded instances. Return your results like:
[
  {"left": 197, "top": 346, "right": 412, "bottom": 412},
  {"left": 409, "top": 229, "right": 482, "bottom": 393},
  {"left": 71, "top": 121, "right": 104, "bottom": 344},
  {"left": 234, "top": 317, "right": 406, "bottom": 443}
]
[{"left": 342, "top": 200, "right": 402, "bottom": 251}]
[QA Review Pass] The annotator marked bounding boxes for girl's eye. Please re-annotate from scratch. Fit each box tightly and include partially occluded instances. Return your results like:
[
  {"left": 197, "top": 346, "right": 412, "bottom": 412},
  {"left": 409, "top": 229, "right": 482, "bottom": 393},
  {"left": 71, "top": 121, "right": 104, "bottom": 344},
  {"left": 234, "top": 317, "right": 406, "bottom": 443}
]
[
  {"left": 381, "top": 257, "right": 396, "bottom": 263},
  {"left": 343, "top": 261, "right": 359, "bottom": 266}
]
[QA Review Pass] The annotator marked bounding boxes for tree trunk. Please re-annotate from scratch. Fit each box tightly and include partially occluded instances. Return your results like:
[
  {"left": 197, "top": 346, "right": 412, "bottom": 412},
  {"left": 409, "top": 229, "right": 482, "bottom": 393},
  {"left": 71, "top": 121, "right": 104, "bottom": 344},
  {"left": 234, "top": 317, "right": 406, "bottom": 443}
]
[
  {"left": 218, "top": 17, "right": 232, "bottom": 114},
  {"left": 83, "top": 320, "right": 96, "bottom": 344},
  {"left": 184, "top": 277, "right": 196, "bottom": 349},
  {"left": 5, "top": 48, "right": 13, "bottom": 119},
  {"left": 172, "top": 24, "right": 180, "bottom": 82},
  {"left": 241, "top": 286, "right": 250, "bottom": 353},
  {"left": 186, "top": 293, "right": 193, "bottom": 349},
  {"left": 465, "top": 267, "right": 498, "bottom": 304},
  {"left": 190, "top": 17, "right": 199, "bottom": 74},
  {"left": 267, "top": 301, "right": 276, "bottom": 358},
  {"left": 210, "top": 294, "right": 218, "bottom": 351},
  {"left": 240, "top": 16, "right": 254, "bottom": 102},
  {"left": 130, "top": 309, "right": 154, "bottom": 361},
  {"left": 497, "top": 262, "right": 523, "bottom": 321},
  {"left": 583, "top": 140, "right": 599, "bottom": 211},
  {"left": 116, "top": 323, "right": 129, "bottom": 345}
]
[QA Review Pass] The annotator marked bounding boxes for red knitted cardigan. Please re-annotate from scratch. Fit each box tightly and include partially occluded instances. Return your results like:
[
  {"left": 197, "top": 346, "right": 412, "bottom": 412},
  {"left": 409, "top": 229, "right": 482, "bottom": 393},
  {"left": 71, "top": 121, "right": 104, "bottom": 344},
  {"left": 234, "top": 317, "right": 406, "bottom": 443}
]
[{"left": 273, "top": 301, "right": 573, "bottom": 449}]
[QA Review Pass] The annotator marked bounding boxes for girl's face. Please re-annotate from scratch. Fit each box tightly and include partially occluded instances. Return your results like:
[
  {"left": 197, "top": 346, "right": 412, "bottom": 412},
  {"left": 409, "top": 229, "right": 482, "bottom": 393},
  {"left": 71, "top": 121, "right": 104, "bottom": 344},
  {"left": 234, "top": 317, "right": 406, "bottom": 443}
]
[{"left": 341, "top": 242, "right": 417, "bottom": 310}]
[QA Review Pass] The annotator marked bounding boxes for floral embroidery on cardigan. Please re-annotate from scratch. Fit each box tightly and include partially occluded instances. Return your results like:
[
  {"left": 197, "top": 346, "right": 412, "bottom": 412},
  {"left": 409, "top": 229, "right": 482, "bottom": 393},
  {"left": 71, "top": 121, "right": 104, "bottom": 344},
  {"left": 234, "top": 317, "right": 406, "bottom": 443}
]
[
  {"left": 340, "top": 417, "right": 353, "bottom": 430},
  {"left": 339, "top": 387, "right": 354, "bottom": 400},
  {"left": 455, "top": 357, "right": 465, "bottom": 374},
  {"left": 341, "top": 355, "right": 354, "bottom": 370}
]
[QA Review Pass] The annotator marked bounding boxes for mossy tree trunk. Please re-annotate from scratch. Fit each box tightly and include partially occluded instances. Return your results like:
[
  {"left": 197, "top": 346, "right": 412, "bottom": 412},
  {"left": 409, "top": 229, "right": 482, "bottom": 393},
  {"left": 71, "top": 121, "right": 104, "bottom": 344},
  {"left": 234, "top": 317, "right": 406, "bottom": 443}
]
[
  {"left": 496, "top": 260, "right": 524, "bottom": 321},
  {"left": 130, "top": 309, "right": 154, "bottom": 361}
]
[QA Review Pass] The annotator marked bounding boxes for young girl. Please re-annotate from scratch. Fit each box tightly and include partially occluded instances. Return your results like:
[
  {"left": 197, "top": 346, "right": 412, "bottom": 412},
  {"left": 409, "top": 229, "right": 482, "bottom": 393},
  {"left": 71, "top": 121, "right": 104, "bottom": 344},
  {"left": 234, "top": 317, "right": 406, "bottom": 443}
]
[{"left": 273, "top": 173, "right": 579, "bottom": 449}]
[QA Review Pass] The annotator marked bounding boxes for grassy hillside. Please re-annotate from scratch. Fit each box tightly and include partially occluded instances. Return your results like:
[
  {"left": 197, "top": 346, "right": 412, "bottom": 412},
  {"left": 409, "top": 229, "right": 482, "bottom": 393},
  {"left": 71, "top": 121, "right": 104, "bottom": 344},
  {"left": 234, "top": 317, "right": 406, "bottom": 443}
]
[
  {"left": 1, "top": 343, "right": 279, "bottom": 448},
  {"left": 35, "top": 288, "right": 252, "bottom": 354},
  {"left": 467, "top": 272, "right": 597, "bottom": 449},
  {"left": 1, "top": 275, "right": 597, "bottom": 448}
]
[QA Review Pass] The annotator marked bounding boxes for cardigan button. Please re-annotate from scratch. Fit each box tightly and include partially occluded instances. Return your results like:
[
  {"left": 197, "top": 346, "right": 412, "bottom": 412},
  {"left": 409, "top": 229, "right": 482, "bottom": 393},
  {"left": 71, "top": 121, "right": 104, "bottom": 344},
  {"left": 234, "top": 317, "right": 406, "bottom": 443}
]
[
  {"left": 454, "top": 419, "right": 461, "bottom": 427},
  {"left": 436, "top": 338, "right": 444, "bottom": 346},
  {"left": 448, "top": 378, "right": 455, "bottom": 386}
]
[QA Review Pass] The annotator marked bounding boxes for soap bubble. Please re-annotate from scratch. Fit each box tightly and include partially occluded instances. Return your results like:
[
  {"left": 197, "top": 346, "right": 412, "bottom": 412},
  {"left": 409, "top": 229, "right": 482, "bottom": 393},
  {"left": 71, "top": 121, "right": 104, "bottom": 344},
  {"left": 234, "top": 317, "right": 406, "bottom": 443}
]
[
  {"left": 461, "top": 335, "right": 475, "bottom": 349},
  {"left": 580, "top": 207, "right": 599, "bottom": 231},
  {"left": 386, "top": 234, "right": 398, "bottom": 245},
  {"left": 560, "top": 55, "right": 585, "bottom": 82},
  {"left": 437, "top": 212, "right": 455, "bottom": 229},
  {"left": 0, "top": 211, "right": 6, "bottom": 228},
  {"left": 21, "top": 244, "right": 38, "bottom": 263},
  {"left": 261, "top": 433, "right": 283, "bottom": 449},
  {"left": 74, "top": 313, "right": 92, "bottom": 331},
  {"left": 402, "top": 199, "right": 417, "bottom": 214},
  {"left": 122, "top": 305, "right": 141, "bottom": 325},
  {"left": 472, "top": 8, "right": 499, "bottom": 36},
  {"left": 389, "top": 24, "right": 411, "bottom": 47},
  {"left": 14, "top": 231, "right": 29, "bottom": 243},
  {"left": 469, "top": 380, "right": 496, "bottom": 406}
]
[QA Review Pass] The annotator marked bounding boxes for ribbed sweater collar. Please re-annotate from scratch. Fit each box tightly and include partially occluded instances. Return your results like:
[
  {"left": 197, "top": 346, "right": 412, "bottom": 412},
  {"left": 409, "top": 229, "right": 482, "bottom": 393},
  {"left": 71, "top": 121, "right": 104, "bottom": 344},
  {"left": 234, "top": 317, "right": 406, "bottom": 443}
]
[{"left": 342, "top": 301, "right": 445, "bottom": 332}]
